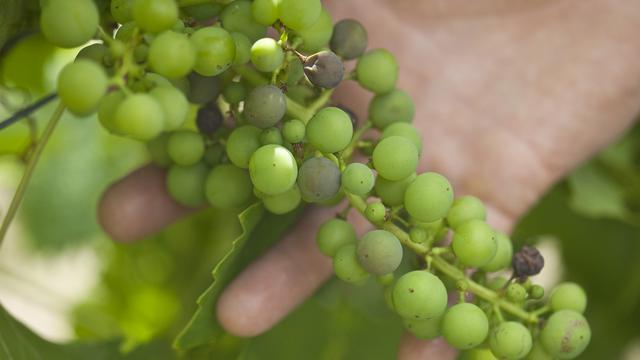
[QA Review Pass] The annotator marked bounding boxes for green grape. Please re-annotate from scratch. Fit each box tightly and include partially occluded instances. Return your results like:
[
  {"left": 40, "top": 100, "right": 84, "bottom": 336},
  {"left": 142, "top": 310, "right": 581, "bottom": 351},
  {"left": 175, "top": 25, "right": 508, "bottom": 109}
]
[
  {"left": 447, "top": 196, "right": 487, "bottom": 229},
  {"left": 132, "top": 0, "right": 178, "bottom": 34},
  {"left": 459, "top": 348, "right": 498, "bottom": 360},
  {"left": 342, "top": 163, "right": 374, "bottom": 196},
  {"left": 303, "top": 50, "right": 344, "bottom": 89},
  {"left": 203, "top": 144, "right": 225, "bottom": 167},
  {"left": 226, "top": 125, "right": 262, "bottom": 168},
  {"left": 393, "top": 271, "right": 447, "bottom": 320},
  {"left": 481, "top": 232, "right": 513, "bottom": 272},
  {"left": 489, "top": 322, "right": 533, "bottom": 360},
  {"left": 286, "top": 57, "right": 305, "bottom": 86},
  {"left": 356, "top": 230, "right": 402, "bottom": 275},
  {"left": 375, "top": 173, "right": 416, "bottom": 206},
  {"left": 330, "top": 19, "right": 367, "bottom": 60},
  {"left": 147, "top": 133, "right": 172, "bottom": 167},
  {"left": 76, "top": 43, "right": 106, "bottom": 64},
  {"left": 451, "top": 220, "right": 497, "bottom": 268},
  {"left": 525, "top": 342, "right": 554, "bottom": 360},
  {"left": 259, "top": 127, "right": 283, "bottom": 145},
  {"left": 529, "top": 285, "right": 545, "bottom": 300},
  {"left": 98, "top": 91, "right": 125, "bottom": 134},
  {"left": 506, "top": 283, "right": 527, "bottom": 303},
  {"left": 249, "top": 144, "right": 298, "bottom": 195},
  {"left": 222, "top": 81, "right": 247, "bottom": 104},
  {"left": 333, "top": 244, "right": 369, "bottom": 284},
  {"left": 297, "top": 156, "right": 341, "bottom": 202},
  {"left": 115, "top": 22, "right": 136, "bottom": 41},
  {"left": 296, "top": 8, "right": 333, "bottom": 53},
  {"left": 373, "top": 136, "right": 418, "bottom": 181},
  {"left": 182, "top": 3, "right": 222, "bottom": 20},
  {"left": 148, "top": 31, "right": 196, "bottom": 79},
  {"left": 441, "top": 303, "right": 489, "bottom": 350},
  {"left": 380, "top": 122, "right": 422, "bottom": 154},
  {"left": 487, "top": 276, "right": 508, "bottom": 291},
  {"left": 111, "top": 0, "right": 133, "bottom": 23},
  {"left": 404, "top": 172, "right": 454, "bottom": 222},
  {"left": 282, "top": 119, "right": 305, "bottom": 143},
  {"left": 40, "top": 0, "right": 99, "bottom": 48},
  {"left": 220, "top": 0, "right": 267, "bottom": 41},
  {"left": 364, "top": 202, "right": 386, "bottom": 223},
  {"left": 57, "top": 60, "right": 108, "bottom": 116},
  {"left": 540, "top": 310, "right": 590, "bottom": 359},
  {"left": 149, "top": 86, "right": 189, "bottom": 131},
  {"left": 378, "top": 273, "right": 394, "bottom": 286},
  {"left": 167, "top": 131, "right": 205, "bottom": 166},
  {"left": 251, "top": 0, "right": 279, "bottom": 25},
  {"left": 243, "top": 85, "right": 287, "bottom": 128},
  {"left": 166, "top": 163, "right": 208, "bottom": 207},
  {"left": 262, "top": 185, "right": 301, "bottom": 214},
  {"left": 356, "top": 49, "right": 398, "bottom": 94},
  {"left": 187, "top": 72, "right": 221, "bottom": 104},
  {"left": 287, "top": 84, "right": 315, "bottom": 105},
  {"left": 549, "top": 282, "right": 587, "bottom": 313},
  {"left": 316, "top": 218, "right": 357, "bottom": 257},
  {"left": 144, "top": 72, "right": 172, "bottom": 88},
  {"left": 278, "top": 0, "right": 321, "bottom": 31},
  {"left": 114, "top": 93, "right": 165, "bottom": 141},
  {"left": 368, "top": 89, "right": 415, "bottom": 129},
  {"left": 409, "top": 227, "right": 427, "bottom": 244},
  {"left": 190, "top": 27, "right": 235, "bottom": 76},
  {"left": 205, "top": 164, "right": 253, "bottom": 209},
  {"left": 306, "top": 107, "right": 353, "bottom": 153},
  {"left": 231, "top": 32, "right": 252, "bottom": 65},
  {"left": 109, "top": 40, "right": 126, "bottom": 59},
  {"left": 251, "top": 38, "right": 284, "bottom": 72},
  {"left": 403, "top": 317, "right": 441, "bottom": 340}
]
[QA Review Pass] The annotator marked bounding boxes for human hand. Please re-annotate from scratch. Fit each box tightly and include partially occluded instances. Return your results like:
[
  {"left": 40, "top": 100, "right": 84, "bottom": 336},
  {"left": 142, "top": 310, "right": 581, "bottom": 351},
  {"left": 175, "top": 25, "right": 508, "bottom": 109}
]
[{"left": 99, "top": 0, "right": 640, "bottom": 358}]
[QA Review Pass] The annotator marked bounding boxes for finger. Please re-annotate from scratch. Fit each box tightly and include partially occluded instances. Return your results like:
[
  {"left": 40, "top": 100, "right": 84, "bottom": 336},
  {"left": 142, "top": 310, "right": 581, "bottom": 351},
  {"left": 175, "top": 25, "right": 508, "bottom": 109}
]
[
  {"left": 216, "top": 204, "right": 372, "bottom": 337},
  {"left": 398, "top": 333, "right": 458, "bottom": 360},
  {"left": 98, "top": 164, "right": 195, "bottom": 242}
]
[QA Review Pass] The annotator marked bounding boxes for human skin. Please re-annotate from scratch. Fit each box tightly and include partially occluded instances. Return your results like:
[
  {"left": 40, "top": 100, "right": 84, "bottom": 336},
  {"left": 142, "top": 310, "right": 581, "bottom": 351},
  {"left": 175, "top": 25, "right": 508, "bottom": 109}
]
[{"left": 98, "top": 0, "right": 640, "bottom": 358}]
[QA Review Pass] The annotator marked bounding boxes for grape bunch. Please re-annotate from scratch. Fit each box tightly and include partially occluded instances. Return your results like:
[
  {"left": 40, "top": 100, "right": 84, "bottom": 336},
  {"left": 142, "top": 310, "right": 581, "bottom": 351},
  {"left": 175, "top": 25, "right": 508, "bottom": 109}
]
[{"left": 40, "top": 0, "right": 591, "bottom": 358}]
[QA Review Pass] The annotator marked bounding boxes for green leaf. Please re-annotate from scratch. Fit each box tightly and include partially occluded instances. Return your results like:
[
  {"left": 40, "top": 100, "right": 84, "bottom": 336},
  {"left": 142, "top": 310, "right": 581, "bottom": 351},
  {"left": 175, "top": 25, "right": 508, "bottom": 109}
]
[
  {"left": 174, "top": 203, "right": 303, "bottom": 350},
  {"left": 567, "top": 163, "right": 628, "bottom": 219}
]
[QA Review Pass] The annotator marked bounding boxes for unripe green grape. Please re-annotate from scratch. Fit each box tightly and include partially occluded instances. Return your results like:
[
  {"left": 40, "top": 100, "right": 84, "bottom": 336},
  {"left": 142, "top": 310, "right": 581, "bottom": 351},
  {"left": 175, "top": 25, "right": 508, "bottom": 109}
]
[
  {"left": 114, "top": 94, "right": 165, "bottom": 141},
  {"left": 529, "top": 285, "right": 545, "bottom": 300},
  {"left": 111, "top": 0, "right": 133, "bottom": 24},
  {"left": 342, "top": 163, "right": 374, "bottom": 196},
  {"left": 231, "top": 32, "right": 252, "bottom": 65},
  {"left": 223, "top": 81, "right": 247, "bottom": 105},
  {"left": 205, "top": 164, "right": 253, "bottom": 209},
  {"left": 259, "top": 127, "right": 283, "bottom": 145},
  {"left": 489, "top": 322, "right": 533, "bottom": 360},
  {"left": 190, "top": 27, "right": 236, "bottom": 76},
  {"left": 249, "top": 144, "right": 298, "bottom": 195},
  {"left": 356, "top": 230, "right": 402, "bottom": 275},
  {"left": 251, "top": 38, "right": 284, "bottom": 72},
  {"left": 220, "top": 0, "right": 267, "bottom": 41},
  {"left": 57, "top": 60, "right": 108, "bottom": 116},
  {"left": 134, "top": 43, "right": 149, "bottom": 63},
  {"left": 452, "top": 220, "right": 497, "bottom": 268},
  {"left": 306, "top": 107, "right": 353, "bottom": 153},
  {"left": 392, "top": 271, "right": 448, "bottom": 320},
  {"left": 487, "top": 276, "right": 508, "bottom": 291},
  {"left": 251, "top": 0, "right": 279, "bottom": 26},
  {"left": 409, "top": 227, "right": 427, "bottom": 244},
  {"left": 166, "top": 163, "right": 208, "bottom": 207},
  {"left": 333, "top": 244, "right": 369, "bottom": 284},
  {"left": 167, "top": 131, "right": 205, "bottom": 166},
  {"left": 330, "top": 19, "right": 367, "bottom": 60},
  {"left": 149, "top": 86, "right": 189, "bottom": 131},
  {"left": 109, "top": 40, "right": 126, "bottom": 59},
  {"left": 375, "top": 173, "right": 416, "bottom": 206},
  {"left": 403, "top": 317, "right": 441, "bottom": 340},
  {"left": 297, "top": 156, "right": 341, "bottom": 202},
  {"left": 98, "top": 91, "right": 125, "bottom": 134},
  {"left": 441, "top": 303, "right": 489, "bottom": 350},
  {"left": 287, "top": 84, "right": 315, "bottom": 105},
  {"left": 549, "top": 282, "right": 587, "bottom": 313},
  {"left": 356, "top": 49, "right": 398, "bottom": 94},
  {"left": 187, "top": 72, "right": 221, "bottom": 105},
  {"left": 182, "top": 3, "right": 222, "bottom": 20},
  {"left": 369, "top": 89, "right": 415, "bottom": 129},
  {"left": 296, "top": 9, "right": 333, "bottom": 53},
  {"left": 373, "top": 136, "right": 418, "bottom": 181},
  {"left": 286, "top": 57, "right": 305, "bottom": 86},
  {"left": 278, "top": 0, "right": 321, "bottom": 31},
  {"left": 147, "top": 133, "right": 172, "bottom": 167},
  {"left": 506, "top": 283, "right": 528, "bottom": 303},
  {"left": 226, "top": 125, "right": 262, "bottom": 168},
  {"left": 263, "top": 185, "right": 301, "bottom": 214},
  {"left": 447, "top": 196, "right": 487, "bottom": 229},
  {"left": 282, "top": 119, "right": 306, "bottom": 143},
  {"left": 377, "top": 273, "right": 394, "bottom": 286},
  {"left": 481, "top": 232, "right": 513, "bottom": 272},
  {"left": 404, "top": 172, "right": 454, "bottom": 222},
  {"left": 459, "top": 348, "right": 498, "bottom": 360},
  {"left": 148, "top": 31, "right": 196, "bottom": 79},
  {"left": 203, "top": 144, "right": 225, "bottom": 167},
  {"left": 364, "top": 202, "right": 386, "bottom": 223},
  {"left": 303, "top": 50, "right": 344, "bottom": 89},
  {"left": 380, "top": 122, "right": 422, "bottom": 154},
  {"left": 76, "top": 43, "right": 107, "bottom": 64},
  {"left": 316, "top": 218, "right": 357, "bottom": 257},
  {"left": 133, "top": 0, "right": 178, "bottom": 34},
  {"left": 540, "top": 310, "right": 591, "bottom": 359},
  {"left": 525, "top": 342, "right": 554, "bottom": 360},
  {"left": 40, "top": 0, "right": 99, "bottom": 48},
  {"left": 244, "top": 85, "right": 287, "bottom": 128}
]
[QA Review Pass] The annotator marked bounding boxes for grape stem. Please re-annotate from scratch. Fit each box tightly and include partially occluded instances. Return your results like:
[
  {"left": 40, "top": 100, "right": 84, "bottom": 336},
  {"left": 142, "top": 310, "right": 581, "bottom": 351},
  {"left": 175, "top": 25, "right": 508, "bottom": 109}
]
[{"left": 0, "top": 103, "right": 65, "bottom": 248}]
